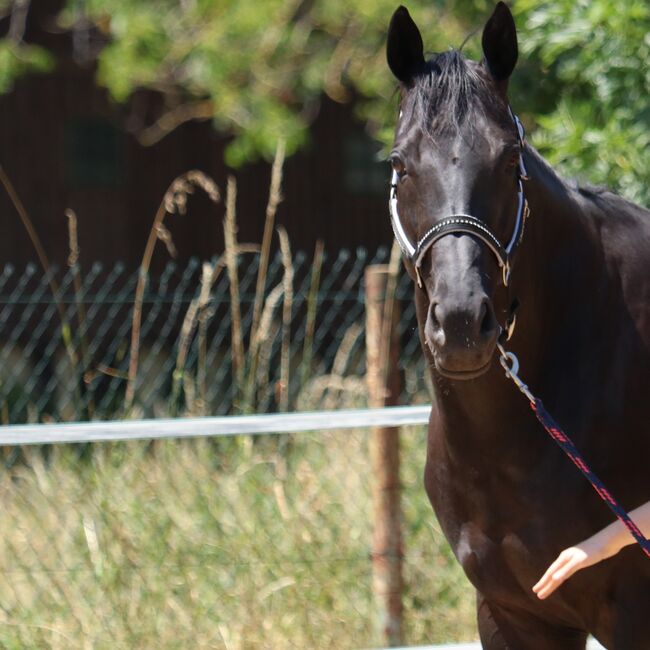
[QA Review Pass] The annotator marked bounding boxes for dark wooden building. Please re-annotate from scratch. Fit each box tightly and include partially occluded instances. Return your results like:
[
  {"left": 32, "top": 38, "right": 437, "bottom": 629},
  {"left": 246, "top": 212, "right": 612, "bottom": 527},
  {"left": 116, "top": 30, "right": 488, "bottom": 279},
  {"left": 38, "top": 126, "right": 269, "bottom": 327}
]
[{"left": 0, "top": 0, "right": 392, "bottom": 271}]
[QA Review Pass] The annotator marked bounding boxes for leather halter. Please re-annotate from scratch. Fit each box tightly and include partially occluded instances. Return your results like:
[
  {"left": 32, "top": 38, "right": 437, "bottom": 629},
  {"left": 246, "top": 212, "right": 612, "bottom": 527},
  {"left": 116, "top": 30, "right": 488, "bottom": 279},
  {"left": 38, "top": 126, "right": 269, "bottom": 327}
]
[{"left": 389, "top": 108, "right": 530, "bottom": 288}]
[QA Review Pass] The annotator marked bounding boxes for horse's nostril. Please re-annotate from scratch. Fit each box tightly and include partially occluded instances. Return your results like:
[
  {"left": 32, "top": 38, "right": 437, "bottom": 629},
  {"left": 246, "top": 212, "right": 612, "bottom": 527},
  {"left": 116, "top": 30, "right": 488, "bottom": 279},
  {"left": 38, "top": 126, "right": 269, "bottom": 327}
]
[
  {"left": 431, "top": 303, "right": 442, "bottom": 330},
  {"left": 479, "top": 301, "right": 496, "bottom": 336}
]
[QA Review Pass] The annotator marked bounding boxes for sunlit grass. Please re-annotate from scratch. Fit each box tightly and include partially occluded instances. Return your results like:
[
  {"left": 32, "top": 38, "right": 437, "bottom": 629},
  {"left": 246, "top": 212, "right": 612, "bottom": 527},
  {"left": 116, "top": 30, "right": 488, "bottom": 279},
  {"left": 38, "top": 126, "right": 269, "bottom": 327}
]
[{"left": 0, "top": 427, "right": 475, "bottom": 649}]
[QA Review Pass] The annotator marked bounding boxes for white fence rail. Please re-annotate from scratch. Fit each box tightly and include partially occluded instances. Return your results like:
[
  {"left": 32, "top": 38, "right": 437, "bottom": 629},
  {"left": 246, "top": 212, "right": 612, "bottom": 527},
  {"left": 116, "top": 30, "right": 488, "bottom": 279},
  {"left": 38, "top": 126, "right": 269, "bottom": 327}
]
[
  {"left": 386, "top": 642, "right": 605, "bottom": 650},
  {"left": 0, "top": 405, "right": 431, "bottom": 446}
]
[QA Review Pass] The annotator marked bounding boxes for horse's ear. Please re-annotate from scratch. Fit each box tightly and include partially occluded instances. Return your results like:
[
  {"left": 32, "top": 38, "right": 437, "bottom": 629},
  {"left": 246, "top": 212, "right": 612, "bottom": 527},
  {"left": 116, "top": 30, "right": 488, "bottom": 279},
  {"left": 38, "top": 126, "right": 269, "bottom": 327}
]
[
  {"left": 387, "top": 6, "right": 425, "bottom": 85},
  {"left": 481, "top": 2, "right": 518, "bottom": 83}
]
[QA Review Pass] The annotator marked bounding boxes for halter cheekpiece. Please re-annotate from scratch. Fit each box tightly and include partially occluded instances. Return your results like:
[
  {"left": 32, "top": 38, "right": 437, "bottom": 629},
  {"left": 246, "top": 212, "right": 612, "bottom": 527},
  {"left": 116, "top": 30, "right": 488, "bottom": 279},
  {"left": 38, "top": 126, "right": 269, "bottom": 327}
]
[{"left": 389, "top": 108, "right": 530, "bottom": 288}]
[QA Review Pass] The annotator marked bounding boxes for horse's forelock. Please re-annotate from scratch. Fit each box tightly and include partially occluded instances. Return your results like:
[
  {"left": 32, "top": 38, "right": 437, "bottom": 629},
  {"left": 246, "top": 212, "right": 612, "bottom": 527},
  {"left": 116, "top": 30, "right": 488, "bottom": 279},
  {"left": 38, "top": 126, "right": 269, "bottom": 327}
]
[{"left": 406, "top": 50, "right": 508, "bottom": 138}]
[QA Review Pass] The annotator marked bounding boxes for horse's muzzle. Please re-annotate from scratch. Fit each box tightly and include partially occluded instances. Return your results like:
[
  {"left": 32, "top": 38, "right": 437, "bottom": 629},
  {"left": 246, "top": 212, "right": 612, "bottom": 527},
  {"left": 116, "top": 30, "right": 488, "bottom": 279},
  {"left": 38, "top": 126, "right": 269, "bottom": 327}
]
[{"left": 425, "top": 297, "right": 499, "bottom": 379}]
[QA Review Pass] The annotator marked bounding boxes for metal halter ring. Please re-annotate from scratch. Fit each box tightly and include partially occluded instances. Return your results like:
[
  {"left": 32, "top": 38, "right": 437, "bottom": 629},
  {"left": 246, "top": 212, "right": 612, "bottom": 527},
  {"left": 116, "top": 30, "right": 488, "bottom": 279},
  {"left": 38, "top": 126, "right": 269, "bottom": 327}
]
[{"left": 497, "top": 343, "right": 534, "bottom": 402}]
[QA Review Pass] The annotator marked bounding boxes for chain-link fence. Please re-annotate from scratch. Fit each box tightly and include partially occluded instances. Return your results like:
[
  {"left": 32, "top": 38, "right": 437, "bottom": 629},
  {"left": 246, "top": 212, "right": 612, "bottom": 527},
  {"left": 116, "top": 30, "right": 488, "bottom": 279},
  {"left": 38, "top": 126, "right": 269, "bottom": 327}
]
[
  {"left": 0, "top": 248, "right": 429, "bottom": 425},
  {"left": 0, "top": 248, "right": 478, "bottom": 648}
]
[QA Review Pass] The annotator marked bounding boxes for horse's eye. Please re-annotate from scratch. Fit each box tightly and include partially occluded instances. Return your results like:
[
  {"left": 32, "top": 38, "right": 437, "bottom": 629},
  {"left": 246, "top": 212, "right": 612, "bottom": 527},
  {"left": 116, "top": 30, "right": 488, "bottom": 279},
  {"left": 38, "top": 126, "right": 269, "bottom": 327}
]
[{"left": 390, "top": 154, "right": 407, "bottom": 178}]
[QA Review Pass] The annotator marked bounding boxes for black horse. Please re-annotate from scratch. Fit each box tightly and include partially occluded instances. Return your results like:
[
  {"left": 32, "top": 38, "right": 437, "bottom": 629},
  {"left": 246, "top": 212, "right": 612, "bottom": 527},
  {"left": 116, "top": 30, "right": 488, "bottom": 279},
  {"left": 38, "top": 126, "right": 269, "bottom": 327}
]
[{"left": 386, "top": 3, "right": 650, "bottom": 648}]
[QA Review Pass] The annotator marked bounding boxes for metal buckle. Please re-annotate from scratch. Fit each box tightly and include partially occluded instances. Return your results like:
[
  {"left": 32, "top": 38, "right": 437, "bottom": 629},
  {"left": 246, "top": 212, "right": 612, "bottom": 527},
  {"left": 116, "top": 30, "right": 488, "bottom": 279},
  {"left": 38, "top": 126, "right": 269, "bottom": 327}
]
[
  {"left": 505, "top": 312, "right": 517, "bottom": 341},
  {"left": 519, "top": 155, "right": 530, "bottom": 182},
  {"left": 502, "top": 261, "right": 511, "bottom": 287}
]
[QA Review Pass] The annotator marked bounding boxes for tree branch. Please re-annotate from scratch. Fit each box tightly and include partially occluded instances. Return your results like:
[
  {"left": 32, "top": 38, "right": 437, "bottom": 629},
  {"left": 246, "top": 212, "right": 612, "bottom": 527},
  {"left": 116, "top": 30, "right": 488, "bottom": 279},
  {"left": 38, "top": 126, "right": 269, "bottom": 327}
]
[{"left": 137, "top": 99, "right": 214, "bottom": 146}]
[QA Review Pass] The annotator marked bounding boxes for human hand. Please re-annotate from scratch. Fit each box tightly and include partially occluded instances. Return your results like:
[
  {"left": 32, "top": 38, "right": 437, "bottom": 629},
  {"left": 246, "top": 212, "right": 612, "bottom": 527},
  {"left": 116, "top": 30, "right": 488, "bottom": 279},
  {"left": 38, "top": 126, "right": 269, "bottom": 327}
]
[
  {"left": 532, "top": 542, "right": 605, "bottom": 600},
  {"left": 534, "top": 504, "right": 650, "bottom": 600}
]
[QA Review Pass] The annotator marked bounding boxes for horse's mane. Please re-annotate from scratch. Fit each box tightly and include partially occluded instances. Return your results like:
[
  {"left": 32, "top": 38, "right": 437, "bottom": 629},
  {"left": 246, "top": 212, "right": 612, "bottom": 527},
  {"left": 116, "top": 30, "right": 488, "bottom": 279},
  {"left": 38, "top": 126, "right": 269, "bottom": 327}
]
[
  {"left": 407, "top": 50, "right": 511, "bottom": 138},
  {"left": 575, "top": 182, "right": 650, "bottom": 218},
  {"left": 526, "top": 145, "right": 650, "bottom": 218}
]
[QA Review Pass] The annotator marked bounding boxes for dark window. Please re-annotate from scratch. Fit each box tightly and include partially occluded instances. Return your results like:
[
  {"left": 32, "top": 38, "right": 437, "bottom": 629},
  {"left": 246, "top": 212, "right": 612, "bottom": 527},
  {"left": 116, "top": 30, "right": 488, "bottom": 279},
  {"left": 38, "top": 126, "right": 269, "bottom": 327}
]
[
  {"left": 65, "top": 119, "right": 124, "bottom": 189},
  {"left": 343, "top": 132, "right": 387, "bottom": 196}
]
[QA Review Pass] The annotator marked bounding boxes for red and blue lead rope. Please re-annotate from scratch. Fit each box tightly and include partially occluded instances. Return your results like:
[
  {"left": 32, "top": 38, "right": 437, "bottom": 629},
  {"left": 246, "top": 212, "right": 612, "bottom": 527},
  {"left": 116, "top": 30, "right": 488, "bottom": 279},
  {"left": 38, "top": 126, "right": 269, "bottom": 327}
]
[{"left": 530, "top": 397, "right": 650, "bottom": 558}]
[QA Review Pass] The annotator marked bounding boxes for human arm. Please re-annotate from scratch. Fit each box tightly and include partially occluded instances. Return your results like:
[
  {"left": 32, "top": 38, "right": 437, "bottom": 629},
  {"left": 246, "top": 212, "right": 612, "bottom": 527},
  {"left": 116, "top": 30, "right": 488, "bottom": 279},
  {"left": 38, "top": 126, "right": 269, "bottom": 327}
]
[{"left": 532, "top": 500, "right": 650, "bottom": 600}]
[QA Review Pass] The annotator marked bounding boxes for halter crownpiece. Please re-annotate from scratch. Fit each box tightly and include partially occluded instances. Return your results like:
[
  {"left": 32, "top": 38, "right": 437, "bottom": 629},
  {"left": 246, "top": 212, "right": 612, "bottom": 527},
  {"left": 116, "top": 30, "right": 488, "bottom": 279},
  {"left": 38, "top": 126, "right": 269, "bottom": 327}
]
[{"left": 389, "top": 107, "right": 530, "bottom": 287}]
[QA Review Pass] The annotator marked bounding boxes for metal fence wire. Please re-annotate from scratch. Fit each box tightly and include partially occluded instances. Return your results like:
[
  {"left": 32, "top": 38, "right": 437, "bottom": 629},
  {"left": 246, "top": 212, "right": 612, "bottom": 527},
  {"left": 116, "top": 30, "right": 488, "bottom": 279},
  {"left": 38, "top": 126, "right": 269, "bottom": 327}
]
[
  {"left": 0, "top": 248, "right": 430, "bottom": 425},
  {"left": 0, "top": 248, "right": 479, "bottom": 649}
]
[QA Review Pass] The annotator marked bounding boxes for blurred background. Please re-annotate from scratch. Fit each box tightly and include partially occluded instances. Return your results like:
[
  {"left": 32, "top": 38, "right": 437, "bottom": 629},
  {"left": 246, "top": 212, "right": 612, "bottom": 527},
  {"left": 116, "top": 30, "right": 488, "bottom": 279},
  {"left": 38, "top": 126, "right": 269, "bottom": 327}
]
[
  {"left": 0, "top": 0, "right": 646, "bottom": 648},
  {"left": 0, "top": 0, "right": 648, "bottom": 267}
]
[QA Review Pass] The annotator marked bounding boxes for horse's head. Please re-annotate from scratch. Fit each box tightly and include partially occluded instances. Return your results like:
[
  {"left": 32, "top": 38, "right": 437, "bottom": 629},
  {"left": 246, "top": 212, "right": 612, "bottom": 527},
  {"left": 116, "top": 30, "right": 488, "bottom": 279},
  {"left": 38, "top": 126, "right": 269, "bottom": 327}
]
[{"left": 387, "top": 2, "right": 526, "bottom": 380}]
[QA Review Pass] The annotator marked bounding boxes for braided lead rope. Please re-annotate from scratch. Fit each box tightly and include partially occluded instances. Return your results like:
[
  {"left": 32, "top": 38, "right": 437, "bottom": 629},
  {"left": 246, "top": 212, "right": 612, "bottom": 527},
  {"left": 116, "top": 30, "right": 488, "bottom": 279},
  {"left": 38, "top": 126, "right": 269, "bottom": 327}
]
[{"left": 498, "top": 343, "right": 650, "bottom": 558}]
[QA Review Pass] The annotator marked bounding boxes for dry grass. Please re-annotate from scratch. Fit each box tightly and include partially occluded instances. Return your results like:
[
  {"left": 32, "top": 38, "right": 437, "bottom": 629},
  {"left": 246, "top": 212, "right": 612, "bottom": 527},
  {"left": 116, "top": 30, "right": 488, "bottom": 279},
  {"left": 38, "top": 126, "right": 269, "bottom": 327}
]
[{"left": 0, "top": 427, "right": 476, "bottom": 649}]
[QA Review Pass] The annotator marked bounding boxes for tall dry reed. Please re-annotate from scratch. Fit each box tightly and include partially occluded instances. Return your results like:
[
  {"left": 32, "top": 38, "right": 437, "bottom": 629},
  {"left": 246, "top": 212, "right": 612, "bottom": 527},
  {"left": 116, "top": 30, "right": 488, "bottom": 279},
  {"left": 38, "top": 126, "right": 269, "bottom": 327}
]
[
  {"left": 0, "top": 165, "right": 77, "bottom": 368},
  {"left": 125, "top": 170, "right": 220, "bottom": 412},
  {"left": 223, "top": 176, "right": 246, "bottom": 395},
  {"left": 251, "top": 140, "right": 285, "bottom": 337},
  {"left": 244, "top": 142, "right": 286, "bottom": 408},
  {"left": 171, "top": 261, "right": 222, "bottom": 415},
  {"left": 277, "top": 225, "right": 293, "bottom": 412},
  {"left": 65, "top": 208, "right": 93, "bottom": 417}
]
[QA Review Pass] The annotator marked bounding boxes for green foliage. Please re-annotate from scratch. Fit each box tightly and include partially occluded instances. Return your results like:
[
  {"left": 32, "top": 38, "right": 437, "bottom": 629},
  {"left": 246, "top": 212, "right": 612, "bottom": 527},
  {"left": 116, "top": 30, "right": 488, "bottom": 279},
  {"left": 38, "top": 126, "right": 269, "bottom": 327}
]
[
  {"left": 0, "top": 1, "right": 647, "bottom": 201},
  {"left": 0, "top": 41, "right": 53, "bottom": 93},
  {"left": 59, "top": 0, "right": 485, "bottom": 165},
  {"left": 516, "top": 0, "right": 650, "bottom": 205}
]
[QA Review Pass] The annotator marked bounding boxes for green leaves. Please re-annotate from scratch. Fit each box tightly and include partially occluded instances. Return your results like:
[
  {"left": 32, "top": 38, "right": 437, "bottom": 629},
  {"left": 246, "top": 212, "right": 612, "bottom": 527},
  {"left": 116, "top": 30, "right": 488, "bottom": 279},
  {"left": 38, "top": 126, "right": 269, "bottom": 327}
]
[
  {"left": 0, "top": 41, "right": 53, "bottom": 94},
  {"left": 516, "top": 0, "right": 650, "bottom": 204},
  {"left": 0, "top": 0, "right": 647, "bottom": 203}
]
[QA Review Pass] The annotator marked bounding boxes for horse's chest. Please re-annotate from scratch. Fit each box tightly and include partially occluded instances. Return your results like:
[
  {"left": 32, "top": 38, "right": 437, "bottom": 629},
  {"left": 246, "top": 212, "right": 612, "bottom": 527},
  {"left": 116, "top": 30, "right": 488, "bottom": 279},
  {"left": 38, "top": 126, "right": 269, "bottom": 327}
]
[
  {"left": 424, "top": 438, "right": 546, "bottom": 601},
  {"left": 455, "top": 521, "right": 534, "bottom": 603}
]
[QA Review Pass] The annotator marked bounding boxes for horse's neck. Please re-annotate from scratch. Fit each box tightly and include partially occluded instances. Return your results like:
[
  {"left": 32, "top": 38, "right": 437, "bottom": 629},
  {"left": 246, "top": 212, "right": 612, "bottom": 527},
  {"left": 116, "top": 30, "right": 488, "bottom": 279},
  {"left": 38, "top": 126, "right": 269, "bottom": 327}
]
[{"left": 516, "top": 150, "right": 609, "bottom": 345}]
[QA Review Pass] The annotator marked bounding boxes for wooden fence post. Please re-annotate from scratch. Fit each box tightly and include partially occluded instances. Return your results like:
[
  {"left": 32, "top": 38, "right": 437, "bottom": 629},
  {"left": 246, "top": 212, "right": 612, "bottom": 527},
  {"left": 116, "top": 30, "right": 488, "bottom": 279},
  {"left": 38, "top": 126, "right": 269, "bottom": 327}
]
[{"left": 365, "top": 264, "right": 403, "bottom": 647}]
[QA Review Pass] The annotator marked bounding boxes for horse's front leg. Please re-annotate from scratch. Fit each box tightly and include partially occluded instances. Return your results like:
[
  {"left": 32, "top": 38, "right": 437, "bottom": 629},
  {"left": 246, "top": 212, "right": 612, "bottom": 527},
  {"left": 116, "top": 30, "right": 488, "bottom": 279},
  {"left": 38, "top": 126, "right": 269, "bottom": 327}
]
[
  {"left": 477, "top": 593, "right": 509, "bottom": 650},
  {"left": 476, "top": 593, "right": 588, "bottom": 650}
]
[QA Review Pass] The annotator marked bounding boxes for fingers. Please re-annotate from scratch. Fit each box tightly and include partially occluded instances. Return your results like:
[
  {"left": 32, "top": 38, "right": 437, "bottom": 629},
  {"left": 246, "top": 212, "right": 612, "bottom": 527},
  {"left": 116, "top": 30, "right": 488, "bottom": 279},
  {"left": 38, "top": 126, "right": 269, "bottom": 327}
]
[
  {"left": 532, "top": 553, "right": 571, "bottom": 599},
  {"left": 532, "top": 548, "right": 588, "bottom": 600}
]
